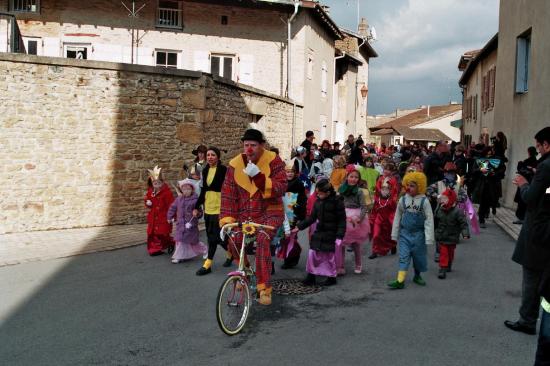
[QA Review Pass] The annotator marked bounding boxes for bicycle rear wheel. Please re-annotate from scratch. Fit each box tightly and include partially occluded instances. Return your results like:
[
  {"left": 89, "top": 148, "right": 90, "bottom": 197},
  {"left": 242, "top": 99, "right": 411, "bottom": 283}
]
[{"left": 216, "top": 275, "right": 251, "bottom": 335}]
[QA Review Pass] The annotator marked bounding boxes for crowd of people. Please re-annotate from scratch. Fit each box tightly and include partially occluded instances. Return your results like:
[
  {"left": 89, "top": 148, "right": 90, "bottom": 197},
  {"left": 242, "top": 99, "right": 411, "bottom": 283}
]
[{"left": 142, "top": 127, "right": 550, "bottom": 361}]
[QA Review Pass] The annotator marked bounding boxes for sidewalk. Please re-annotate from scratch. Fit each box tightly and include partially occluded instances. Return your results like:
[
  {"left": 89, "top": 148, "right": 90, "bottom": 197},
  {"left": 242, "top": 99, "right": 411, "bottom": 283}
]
[
  {"left": 0, "top": 222, "right": 207, "bottom": 267},
  {"left": 1, "top": 206, "right": 520, "bottom": 267}
]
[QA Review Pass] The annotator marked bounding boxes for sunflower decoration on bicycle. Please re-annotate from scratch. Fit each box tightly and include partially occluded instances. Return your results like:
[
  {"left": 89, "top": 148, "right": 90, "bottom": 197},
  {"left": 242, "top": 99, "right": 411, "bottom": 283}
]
[{"left": 242, "top": 223, "right": 256, "bottom": 236}]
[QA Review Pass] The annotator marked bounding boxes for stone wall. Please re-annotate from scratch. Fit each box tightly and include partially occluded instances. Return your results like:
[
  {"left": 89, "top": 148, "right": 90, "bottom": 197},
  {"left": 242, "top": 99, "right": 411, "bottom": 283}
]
[{"left": 0, "top": 53, "right": 302, "bottom": 233}]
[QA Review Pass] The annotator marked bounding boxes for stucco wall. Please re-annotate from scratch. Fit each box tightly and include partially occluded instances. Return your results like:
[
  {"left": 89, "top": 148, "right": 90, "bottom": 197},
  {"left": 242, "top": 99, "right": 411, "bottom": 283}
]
[
  {"left": 462, "top": 49, "right": 497, "bottom": 144},
  {"left": 0, "top": 53, "right": 302, "bottom": 233},
  {"left": 494, "top": 0, "right": 550, "bottom": 206}
]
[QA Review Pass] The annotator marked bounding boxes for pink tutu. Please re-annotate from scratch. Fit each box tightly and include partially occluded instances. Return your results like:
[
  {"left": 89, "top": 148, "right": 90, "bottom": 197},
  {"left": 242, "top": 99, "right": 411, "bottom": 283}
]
[
  {"left": 342, "top": 208, "right": 370, "bottom": 245},
  {"left": 172, "top": 241, "right": 207, "bottom": 261}
]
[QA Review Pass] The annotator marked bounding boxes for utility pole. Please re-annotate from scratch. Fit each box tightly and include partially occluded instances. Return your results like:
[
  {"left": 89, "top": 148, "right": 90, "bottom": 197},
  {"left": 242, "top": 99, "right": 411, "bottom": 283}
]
[{"left": 121, "top": 1, "right": 147, "bottom": 64}]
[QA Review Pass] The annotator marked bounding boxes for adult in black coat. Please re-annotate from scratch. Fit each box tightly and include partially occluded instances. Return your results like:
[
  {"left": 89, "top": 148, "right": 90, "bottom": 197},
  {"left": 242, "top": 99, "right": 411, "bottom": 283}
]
[
  {"left": 301, "top": 130, "right": 315, "bottom": 167},
  {"left": 424, "top": 141, "right": 450, "bottom": 185},
  {"left": 505, "top": 127, "right": 550, "bottom": 337},
  {"left": 513, "top": 146, "right": 538, "bottom": 223},
  {"left": 452, "top": 144, "right": 468, "bottom": 177}
]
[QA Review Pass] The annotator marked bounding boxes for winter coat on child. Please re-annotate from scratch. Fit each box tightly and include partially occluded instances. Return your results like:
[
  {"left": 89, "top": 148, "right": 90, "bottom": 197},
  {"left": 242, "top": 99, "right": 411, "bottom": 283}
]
[
  {"left": 297, "top": 191, "right": 346, "bottom": 252},
  {"left": 435, "top": 206, "right": 470, "bottom": 244}
]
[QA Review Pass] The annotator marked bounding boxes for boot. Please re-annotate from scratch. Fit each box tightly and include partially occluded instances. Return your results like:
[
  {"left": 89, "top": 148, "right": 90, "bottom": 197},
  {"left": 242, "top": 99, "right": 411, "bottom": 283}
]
[
  {"left": 321, "top": 277, "right": 337, "bottom": 286},
  {"left": 196, "top": 259, "right": 212, "bottom": 276},
  {"left": 438, "top": 268, "right": 447, "bottom": 279},
  {"left": 302, "top": 273, "right": 316, "bottom": 286},
  {"left": 222, "top": 251, "right": 233, "bottom": 267},
  {"left": 391, "top": 247, "right": 397, "bottom": 255},
  {"left": 271, "top": 262, "right": 275, "bottom": 275},
  {"left": 258, "top": 287, "right": 272, "bottom": 306}
]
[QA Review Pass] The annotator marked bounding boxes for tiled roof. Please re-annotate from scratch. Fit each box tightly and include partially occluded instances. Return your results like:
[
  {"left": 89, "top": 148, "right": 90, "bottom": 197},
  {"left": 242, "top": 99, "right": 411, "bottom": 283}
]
[
  {"left": 395, "top": 127, "right": 451, "bottom": 142},
  {"left": 371, "top": 128, "right": 394, "bottom": 135},
  {"left": 371, "top": 104, "right": 462, "bottom": 131}
]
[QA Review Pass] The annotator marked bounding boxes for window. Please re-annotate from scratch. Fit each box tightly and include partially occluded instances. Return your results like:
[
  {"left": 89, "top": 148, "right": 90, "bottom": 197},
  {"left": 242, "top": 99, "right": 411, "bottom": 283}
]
[
  {"left": 10, "top": 0, "right": 39, "bottom": 12},
  {"left": 211, "top": 54, "right": 234, "bottom": 80},
  {"left": 307, "top": 51, "right": 314, "bottom": 80},
  {"left": 64, "top": 44, "right": 90, "bottom": 59},
  {"left": 489, "top": 67, "right": 496, "bottom": 109},
  {"left": 221, "top": 16, "right": 228, "bottom": 25},
  {"left": 515, "top": 29, "right": 531, "bottom": 94},
  {"left": 157, "top": 0, "right": 183, "bottom": 29},
  {"left": 155, "top": 50, "right": 179, "bottom": 68},
  {"left": 23, "top": 37, "right": 41, "bottom": 55},
  {"left": 321, "top": 60, "right": 327, "bottom": 98}
]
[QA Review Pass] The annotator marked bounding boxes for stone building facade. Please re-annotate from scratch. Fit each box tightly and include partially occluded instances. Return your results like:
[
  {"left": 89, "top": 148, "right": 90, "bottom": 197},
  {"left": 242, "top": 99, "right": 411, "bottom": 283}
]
[
  {"left": 0, "top": 0, "right": 376, "bottom": 143},
  {"left": 0, "top": 53, "right": 302, "bottom": 233}
]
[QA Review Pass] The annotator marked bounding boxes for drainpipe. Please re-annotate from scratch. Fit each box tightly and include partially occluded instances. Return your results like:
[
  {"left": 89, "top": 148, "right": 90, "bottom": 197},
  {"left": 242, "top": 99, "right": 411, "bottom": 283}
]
[
  {"left": 288, "top": 0, "right": 299, "bottom": 147},
  {"left": 333, "top": 52, "right": 345, "bottom": 141},
  {"left": 353, "top": 37, "right": 366, "bottom": 138}
]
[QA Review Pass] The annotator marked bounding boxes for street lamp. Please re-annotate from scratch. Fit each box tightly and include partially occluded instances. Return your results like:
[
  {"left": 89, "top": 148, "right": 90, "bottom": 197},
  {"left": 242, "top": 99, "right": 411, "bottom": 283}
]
[{"left": 360, "top": 84, "right": 368, "bottom": 100}]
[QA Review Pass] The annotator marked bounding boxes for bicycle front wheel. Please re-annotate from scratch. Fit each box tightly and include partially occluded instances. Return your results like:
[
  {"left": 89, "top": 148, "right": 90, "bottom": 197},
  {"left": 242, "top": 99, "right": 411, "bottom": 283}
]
[{"left": 216, "top": 275, "right": 251, "bottom": 335}]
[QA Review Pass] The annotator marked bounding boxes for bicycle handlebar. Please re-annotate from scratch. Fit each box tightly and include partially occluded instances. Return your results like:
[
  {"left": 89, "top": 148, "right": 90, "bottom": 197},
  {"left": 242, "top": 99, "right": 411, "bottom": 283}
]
[{"left": 221, "top": 221, "right": 275, "bottom": 232}]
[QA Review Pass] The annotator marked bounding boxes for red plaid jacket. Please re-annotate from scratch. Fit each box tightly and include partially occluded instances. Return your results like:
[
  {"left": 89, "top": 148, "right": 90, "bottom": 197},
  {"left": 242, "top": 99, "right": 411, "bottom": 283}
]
[{"left": 220, "top": 150, "right": 287, "bottom": 229}]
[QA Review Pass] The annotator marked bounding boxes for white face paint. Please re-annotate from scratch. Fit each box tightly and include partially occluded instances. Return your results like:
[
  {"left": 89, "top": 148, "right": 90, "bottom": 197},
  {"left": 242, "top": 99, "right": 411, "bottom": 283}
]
[{"left": 380, "top": 187, "right": 390, "bottom": 198}]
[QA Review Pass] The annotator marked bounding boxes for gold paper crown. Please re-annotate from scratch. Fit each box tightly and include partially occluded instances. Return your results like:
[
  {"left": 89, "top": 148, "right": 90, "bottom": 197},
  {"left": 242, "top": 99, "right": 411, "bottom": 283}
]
[{"left": 148, "top": 165, "right": 162, "bottom": 181}]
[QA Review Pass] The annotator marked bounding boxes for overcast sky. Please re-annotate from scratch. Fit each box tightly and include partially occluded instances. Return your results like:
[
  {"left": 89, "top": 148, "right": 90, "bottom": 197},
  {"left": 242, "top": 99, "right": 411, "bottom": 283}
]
[{"left": 322, "top": 0, "right": 499, "bottom": 115}]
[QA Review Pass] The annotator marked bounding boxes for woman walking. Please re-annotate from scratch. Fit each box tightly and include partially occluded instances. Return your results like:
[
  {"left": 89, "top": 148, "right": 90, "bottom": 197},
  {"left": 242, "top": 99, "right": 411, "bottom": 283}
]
[{"left": 194, "top": 147, "right": 230, "bottom": 275}]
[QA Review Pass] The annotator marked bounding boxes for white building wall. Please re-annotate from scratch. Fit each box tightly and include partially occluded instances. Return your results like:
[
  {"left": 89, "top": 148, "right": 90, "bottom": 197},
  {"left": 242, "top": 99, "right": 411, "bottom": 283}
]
[{"left": 411, "top": 110, "right": 463, "bottom": 142}]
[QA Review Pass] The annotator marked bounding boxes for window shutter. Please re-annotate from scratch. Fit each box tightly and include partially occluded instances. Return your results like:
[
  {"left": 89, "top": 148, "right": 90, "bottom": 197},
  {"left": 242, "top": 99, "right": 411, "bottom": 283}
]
[
  {"left": 481, "top": 76, "right": 487, "bottom": 111},
  {"left": 43, "top": 37, "right": 60, "bottom": 57},
  {"left": 239, "top": 54, "right": 254, "bottom": 86},
  {"left": 491, "top": 66, "right": 497, "bottom": 108},
  {"left": 193, "top": 51, "right": 210, "bottom": 73}
]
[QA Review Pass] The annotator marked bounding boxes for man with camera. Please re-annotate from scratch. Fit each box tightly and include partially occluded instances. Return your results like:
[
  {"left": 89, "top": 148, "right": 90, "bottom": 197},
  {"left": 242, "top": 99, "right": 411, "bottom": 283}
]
[{"left": 505, "top": 127, "right": 550, "bottom": 343}]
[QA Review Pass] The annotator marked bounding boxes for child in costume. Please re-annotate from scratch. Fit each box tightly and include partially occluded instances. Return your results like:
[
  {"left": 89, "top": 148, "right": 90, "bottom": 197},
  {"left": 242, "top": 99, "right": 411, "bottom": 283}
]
[
  {"left": 388, "top": 172, "right": 435, "bottom": 289},
  {"left": 357, "top": 156, "right": 380, "bottom": 196},
  {"left": 336, "top": 168, "right": 370, "bottom": 275},
  {"left": 294, "top": 179, "right": 346, "bottom": 287},
  {"left": 434, "top": 188, "right": 470, "bottom": 279},
  {"left": 369, "top": 161, "right": 399, "bottom": 259},
  {"left": 144, "top": 165, "right": 175, "bottom": 256},
  {"left": 276, "top": 163, "right": 307, "bottom": 269},
  {"left": 167, "top": 179, "right": 207, "bottom": 263},
  {"left": 329, "top": 155, "right": 347, "bottom": 191}
]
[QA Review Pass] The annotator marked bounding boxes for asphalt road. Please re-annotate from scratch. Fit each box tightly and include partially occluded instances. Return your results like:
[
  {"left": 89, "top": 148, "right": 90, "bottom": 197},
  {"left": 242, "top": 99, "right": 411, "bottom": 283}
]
[{"left": 0, "top": 222, "right": 538, "bottom": 366}]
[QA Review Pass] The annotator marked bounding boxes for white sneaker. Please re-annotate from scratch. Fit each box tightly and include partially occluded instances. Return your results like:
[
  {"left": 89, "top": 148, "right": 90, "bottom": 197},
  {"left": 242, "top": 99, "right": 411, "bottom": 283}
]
[{"left": 171, "top": 259, "right": 180, "bottom": 264}]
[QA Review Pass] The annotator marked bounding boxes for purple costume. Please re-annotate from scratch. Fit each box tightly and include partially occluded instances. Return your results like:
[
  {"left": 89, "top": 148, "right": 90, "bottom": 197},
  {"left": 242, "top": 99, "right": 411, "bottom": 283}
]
[{"left": 167, "top": 193, "right": 207, "bottom": 261}]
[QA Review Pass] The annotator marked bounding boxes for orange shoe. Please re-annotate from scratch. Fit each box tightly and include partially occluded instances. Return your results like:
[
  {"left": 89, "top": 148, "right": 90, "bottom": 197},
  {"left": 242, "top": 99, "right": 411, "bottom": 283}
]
[{"left": 258, "top": 287, "right": 272, "bottom": 305}]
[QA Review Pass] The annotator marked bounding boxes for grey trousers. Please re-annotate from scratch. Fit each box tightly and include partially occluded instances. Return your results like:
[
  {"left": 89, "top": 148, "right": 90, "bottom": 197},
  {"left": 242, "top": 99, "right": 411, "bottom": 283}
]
[{"left": 519, "top": 266, "right": 543, "bottom": 327}]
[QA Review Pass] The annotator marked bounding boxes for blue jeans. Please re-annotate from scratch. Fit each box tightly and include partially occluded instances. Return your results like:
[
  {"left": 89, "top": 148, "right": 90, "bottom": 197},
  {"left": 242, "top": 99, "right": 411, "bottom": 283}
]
[{"left": 535, "top": 308, "right": 550, "bottom": 366}]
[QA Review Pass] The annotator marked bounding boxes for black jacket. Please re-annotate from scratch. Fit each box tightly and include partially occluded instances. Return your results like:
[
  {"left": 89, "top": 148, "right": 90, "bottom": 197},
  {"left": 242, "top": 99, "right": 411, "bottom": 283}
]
[
  {"left": 297, "top": 193, "right": 346, "bottom": 252},
  {"left": 512, "top": 152, "right": 550, "bottom": 271},
  {"left": 195, "top": 164, "right": 227, "bottom": 210},
  {"left": 286, "top": 178, "right": 307, "bottom": 222},
  {"left": 424, "top": 152, "right": 449, "bottom": 185}
]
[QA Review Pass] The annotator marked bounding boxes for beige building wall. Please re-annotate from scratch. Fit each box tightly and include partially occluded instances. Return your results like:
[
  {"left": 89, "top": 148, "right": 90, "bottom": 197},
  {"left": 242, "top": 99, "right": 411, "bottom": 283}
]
[
  {"left": 494, "top": 0, "right": 550, "bottom": 207},
  {"left": 462, "top": 49, "right": 497, "bottom": 145},
  {"left": 292, "top": 11, "right": 336, "bottom": 142}
]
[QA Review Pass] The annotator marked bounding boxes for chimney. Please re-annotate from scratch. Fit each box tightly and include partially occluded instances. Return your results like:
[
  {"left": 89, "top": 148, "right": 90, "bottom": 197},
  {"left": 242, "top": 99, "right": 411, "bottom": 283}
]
[
  {"left": 427, "top": 105, "right": 430, "bottom": 117},
  {"left": 358, "top": 18, "right": 369, "bottom": 37}
]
